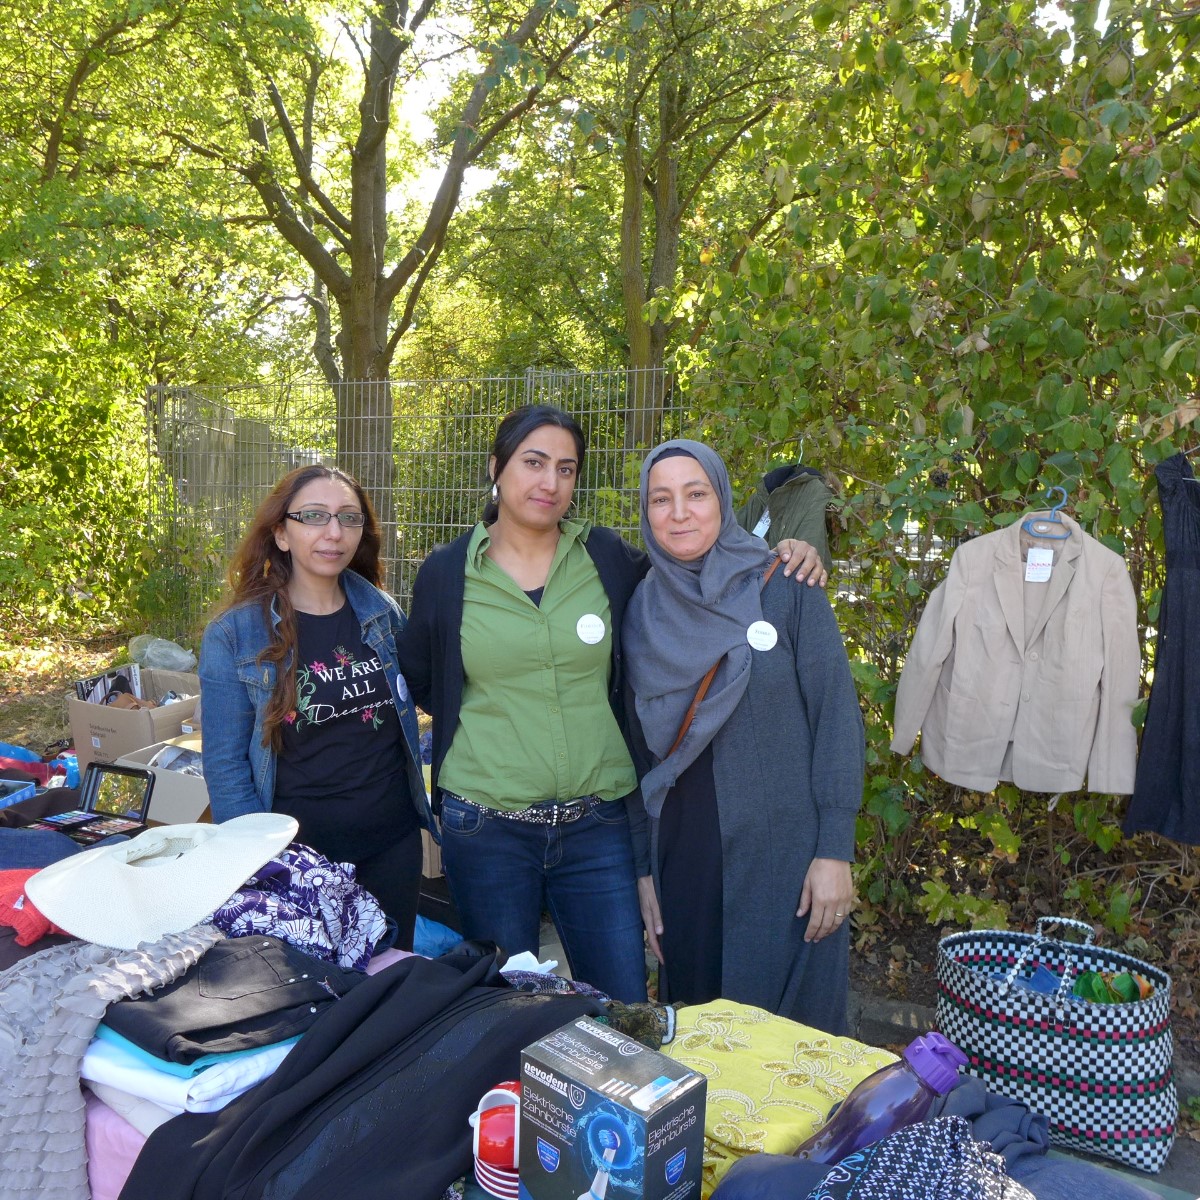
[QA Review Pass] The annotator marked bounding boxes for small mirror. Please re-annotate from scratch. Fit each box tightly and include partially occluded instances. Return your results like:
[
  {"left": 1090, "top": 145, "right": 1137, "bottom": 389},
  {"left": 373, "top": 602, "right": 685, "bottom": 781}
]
[{"left": 81, "top": 763, "right": 155, "bottom": 822}]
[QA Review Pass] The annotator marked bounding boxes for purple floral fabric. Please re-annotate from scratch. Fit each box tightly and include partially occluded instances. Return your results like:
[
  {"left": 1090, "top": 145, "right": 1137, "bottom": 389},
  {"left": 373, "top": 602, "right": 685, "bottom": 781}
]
[{"left": 206, "top": 844, "right": 389, "bottom": 971}]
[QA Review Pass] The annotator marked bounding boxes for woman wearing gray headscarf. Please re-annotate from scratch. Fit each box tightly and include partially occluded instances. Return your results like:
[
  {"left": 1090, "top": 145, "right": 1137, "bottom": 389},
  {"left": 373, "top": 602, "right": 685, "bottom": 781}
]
[{"left": 625, "top": 440, "right": 864, "bottom": 1033}]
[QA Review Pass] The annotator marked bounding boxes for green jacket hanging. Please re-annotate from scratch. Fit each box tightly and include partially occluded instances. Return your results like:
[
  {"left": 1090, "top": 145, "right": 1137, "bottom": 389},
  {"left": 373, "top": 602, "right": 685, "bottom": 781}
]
[{"left": 735, "top": 465, "right": 833, "bottom": 571}]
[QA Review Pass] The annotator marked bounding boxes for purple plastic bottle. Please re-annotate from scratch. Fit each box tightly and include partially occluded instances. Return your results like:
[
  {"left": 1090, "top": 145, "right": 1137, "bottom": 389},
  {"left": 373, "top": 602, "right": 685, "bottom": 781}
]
[{"left": 792, "top": 1031, "right": 968, "bottom": 1163}]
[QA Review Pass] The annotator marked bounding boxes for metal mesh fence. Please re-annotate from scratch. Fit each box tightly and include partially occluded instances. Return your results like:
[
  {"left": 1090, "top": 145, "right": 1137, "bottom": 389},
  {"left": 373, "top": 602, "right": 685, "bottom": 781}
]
[{"left": 144, "top": 369, "right": 687, "bottom": 639}]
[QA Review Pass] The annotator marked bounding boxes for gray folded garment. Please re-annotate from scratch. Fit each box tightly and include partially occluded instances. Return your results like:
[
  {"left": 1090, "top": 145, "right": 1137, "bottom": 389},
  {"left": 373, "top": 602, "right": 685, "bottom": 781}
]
[{"left": 929, "top": 1075, "right": 1051, "bottom": 1167}]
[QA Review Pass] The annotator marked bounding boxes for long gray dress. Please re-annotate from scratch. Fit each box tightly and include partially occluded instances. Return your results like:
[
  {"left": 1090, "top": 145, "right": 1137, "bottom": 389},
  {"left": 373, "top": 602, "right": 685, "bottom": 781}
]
[{"left": 632, "top": 567, "right": 865, "bottom": 1032}]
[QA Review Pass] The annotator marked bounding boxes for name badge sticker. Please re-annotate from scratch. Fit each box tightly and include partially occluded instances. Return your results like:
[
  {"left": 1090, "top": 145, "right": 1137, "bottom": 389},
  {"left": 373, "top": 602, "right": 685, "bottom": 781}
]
[
  {"left": 576, "top": 613, "right": 606, "bottom": 644},
  {"left": 746, "top": 620, "right": 778, "bottom": 651}
]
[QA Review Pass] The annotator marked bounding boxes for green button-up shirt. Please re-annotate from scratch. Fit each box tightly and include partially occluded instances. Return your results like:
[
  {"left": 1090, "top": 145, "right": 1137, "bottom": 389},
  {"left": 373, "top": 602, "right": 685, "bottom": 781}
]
[{"left": 439, "top": 519, "right": 638, "bottom": 810}]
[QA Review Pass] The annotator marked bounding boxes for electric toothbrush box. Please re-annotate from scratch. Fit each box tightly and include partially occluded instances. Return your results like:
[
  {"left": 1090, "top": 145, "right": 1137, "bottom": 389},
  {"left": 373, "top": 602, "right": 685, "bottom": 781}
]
[{"left": 518, "top": 1016, "right": 706, "bottom": 1200}]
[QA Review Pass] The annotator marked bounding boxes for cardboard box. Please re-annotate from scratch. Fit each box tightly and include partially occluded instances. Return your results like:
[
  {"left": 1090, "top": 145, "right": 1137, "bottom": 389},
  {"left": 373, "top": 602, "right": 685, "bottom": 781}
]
[
  {"left": 180, "top": 695, "right": 202, "bottom": 735},
  {"left": 421, "top": 829, "right": 443, "bottom": 878},
  {"left": 69, "top": 669, "right": 199, "bottom": 774},
  {"left": 420, "top": 766, "right": 443, "bottom": 877},
  {"left": 116, "top": 734, "right": 210, "bottom": 825},
  {"left": 519, "top": 1017, "right": 706, "bottom": 1200}
]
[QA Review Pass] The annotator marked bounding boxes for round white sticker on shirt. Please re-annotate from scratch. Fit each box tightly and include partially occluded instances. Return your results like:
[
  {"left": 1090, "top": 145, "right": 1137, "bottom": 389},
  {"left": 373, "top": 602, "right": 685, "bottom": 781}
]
[
  {"left": 746, "top": 620, "right": 778, "bottom": 652},
  {"left": 576, "top": 613, "right": 606, "bottom": 644}
]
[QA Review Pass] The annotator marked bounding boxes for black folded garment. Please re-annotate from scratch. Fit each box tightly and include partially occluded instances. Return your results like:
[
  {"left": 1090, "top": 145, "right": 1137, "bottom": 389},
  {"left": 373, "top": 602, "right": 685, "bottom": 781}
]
[{"left": 104, "top": 934, "right": 364, "bottom": 1063}]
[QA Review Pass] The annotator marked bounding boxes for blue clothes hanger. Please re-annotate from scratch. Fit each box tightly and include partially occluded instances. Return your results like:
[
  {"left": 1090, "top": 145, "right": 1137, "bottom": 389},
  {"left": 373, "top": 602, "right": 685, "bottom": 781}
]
[{"left": 1021, "top": 486, "right": 1072, "bottom": 539}]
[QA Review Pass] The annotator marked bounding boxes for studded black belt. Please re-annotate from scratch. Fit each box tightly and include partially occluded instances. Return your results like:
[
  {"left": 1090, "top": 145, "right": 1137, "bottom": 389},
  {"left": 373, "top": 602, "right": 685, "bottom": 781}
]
[{"left": 440, "top": 790, "right": 602, "bottom": 825}]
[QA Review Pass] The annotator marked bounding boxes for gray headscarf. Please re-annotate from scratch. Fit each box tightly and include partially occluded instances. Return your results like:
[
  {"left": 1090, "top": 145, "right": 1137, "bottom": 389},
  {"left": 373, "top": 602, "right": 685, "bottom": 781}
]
[{"left": 624, "top": 439, "right": 773, "bottom": 817}]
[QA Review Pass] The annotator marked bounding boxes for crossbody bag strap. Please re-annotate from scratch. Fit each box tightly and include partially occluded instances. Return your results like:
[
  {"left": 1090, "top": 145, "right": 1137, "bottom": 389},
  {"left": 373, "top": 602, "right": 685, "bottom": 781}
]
[{"left": 665, "top": 555, "right": 783, "bottom": 758}]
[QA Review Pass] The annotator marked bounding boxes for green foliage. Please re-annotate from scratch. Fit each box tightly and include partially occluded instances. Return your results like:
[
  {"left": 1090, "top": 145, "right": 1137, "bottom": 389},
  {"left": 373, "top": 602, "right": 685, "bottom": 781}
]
[
  {"left": 443, "top": 0, "right": 816, "bottom": 380},
  {"left": 1063, "top": 878, "right": 1142, "bottom": 936},
  {"left": 679, "top": 0, "right": 1200, "bottom": 493},
  {"left": 671, "top": 0, "right": 1200, "bottom": 941},
  {"left": 0, "top": 0, "right": 317, "bottom": 634},
  {"left": 916, "top": 879, "right": 1011, "bottom": 929},
  {"left": 132, "top": 518, "right": 228, "bottom": 639},
  {"left": 0, "top": 353, "right": 148, "bottom": 628}
]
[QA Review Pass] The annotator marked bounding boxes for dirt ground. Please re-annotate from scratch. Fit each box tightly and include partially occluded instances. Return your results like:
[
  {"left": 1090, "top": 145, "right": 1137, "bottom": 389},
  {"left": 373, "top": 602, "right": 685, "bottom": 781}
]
[{"left": 0, "top": 634, "right": 126, "bottom": 752}]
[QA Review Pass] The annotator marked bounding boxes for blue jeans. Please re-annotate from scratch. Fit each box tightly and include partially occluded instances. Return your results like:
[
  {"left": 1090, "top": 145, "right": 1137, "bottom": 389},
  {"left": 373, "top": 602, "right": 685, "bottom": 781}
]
[
  {"left": 438, "top": 794, "right": 648, "bottom": 1002},
  {"left": 0, "top": 828, "right": 128, "bottom": 869}
]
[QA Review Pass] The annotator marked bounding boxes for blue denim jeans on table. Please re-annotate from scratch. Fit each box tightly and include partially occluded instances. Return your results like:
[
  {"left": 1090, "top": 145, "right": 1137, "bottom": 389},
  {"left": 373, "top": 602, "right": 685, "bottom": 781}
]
[
  {"left": 0, "top": 828, "right": 128, "bottom": 870},
  {"left": 438, "top": 793, "right": 648, "bottom": 1003}
]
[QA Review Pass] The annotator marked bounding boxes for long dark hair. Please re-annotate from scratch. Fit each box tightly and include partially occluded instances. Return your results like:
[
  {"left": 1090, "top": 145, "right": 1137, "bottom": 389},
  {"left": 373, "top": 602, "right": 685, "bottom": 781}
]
[
  {"left": 483, "top": 405, "right": 587, "bottom": 523},
  {"left": 220, "top": 464, "right": 383, "bottom": 751}
]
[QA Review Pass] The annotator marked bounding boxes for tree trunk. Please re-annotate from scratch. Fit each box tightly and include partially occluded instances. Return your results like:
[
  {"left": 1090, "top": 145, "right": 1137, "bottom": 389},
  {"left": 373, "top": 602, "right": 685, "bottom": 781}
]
[
  {"left": 333, "top": 5, "right": 399, "bottom": 577},
  {"left": 621, "top": 70, "right": 682, "bottom": 451},
  {"left": 621, "top": 118, "right": 657, "bottom": 451}
]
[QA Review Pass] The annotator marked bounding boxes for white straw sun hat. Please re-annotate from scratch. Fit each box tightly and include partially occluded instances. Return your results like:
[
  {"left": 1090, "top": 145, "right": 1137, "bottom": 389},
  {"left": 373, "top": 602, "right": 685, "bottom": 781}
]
[{"left": 26, "top": 813, "right": 298, "bottom": 949}]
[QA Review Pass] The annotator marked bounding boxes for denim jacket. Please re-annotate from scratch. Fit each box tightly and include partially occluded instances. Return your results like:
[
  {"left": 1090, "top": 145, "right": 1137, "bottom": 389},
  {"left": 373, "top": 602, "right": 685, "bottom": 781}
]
[{"left": 199, "top": 571, "right": 429, "bottom": 829}]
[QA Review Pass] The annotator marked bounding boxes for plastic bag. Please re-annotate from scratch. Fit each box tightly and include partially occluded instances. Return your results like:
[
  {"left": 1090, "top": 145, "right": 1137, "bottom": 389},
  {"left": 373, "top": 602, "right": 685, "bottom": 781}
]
[
  {"left": 0, "top": 742, "right": 39, "bottom": 763},
  {"left": 52, "top": 753, "right": 80, "bottom": 788},
  {"left": 128, "top": 635, "right": 197, "bottom": 672}
]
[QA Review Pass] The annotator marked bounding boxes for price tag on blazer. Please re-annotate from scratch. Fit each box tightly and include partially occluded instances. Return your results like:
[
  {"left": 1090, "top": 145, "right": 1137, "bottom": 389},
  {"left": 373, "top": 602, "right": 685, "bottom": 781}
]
[{"left": 1025, "top": 547, "right": 1054, "bottom": 583}]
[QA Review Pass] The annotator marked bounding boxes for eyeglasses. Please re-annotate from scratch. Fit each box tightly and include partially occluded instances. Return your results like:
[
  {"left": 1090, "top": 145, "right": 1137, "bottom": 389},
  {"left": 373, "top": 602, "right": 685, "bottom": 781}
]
[{"left": 285, "top": 510, "right": 366, "bottom": 527}]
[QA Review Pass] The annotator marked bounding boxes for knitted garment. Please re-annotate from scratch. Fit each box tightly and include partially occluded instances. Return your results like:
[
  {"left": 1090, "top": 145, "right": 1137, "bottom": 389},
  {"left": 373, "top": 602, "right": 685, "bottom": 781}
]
[
  {"left": 500, "top": 969, "right": 674, "bottom": 1050},
  {"left": 0, "top": 925, "right": 223, "bottom": 1199},
  {"left": 0, "top": 868, "right": 70, "bottom": 946}
]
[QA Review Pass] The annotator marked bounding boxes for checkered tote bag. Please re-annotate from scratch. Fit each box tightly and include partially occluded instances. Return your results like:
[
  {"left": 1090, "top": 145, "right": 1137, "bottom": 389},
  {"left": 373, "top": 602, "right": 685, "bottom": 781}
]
[{"left": 934, "top": 916, "right": 1176, "bottom": 1173}]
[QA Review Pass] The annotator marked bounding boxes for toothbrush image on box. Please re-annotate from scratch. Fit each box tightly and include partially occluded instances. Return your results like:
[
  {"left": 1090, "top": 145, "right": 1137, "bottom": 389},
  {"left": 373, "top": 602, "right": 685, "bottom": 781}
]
[
  {"left": 578, "top": 1128, "right": 620, "bottom": 1200},
  {"left": 630, "top": 1074, "right": 678, "bottom": 1111}
]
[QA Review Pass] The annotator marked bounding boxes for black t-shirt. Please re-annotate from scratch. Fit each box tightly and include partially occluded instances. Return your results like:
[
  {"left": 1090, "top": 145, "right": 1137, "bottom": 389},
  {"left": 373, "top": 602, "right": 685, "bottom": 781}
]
[{"left": 274, "top": 603, "right": 417, "bottom": 864}]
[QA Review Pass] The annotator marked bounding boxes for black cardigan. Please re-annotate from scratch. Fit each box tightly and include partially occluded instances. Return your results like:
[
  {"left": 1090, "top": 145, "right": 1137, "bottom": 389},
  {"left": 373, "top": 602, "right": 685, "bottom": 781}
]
[{"left": 396, "top": 523, "right": 650, "bottom": 809}]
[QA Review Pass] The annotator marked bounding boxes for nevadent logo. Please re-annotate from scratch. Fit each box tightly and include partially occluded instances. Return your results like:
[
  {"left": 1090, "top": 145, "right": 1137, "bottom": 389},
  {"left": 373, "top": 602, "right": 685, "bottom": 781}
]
[
  {"left": 569, "top": 1083, "right": 586, "bottom": 1110},
  {"left": 537, "top": 1137, "right": 561, "bottom": 1172},
  {"left": 665, "top": 1148, "right": 688, "bottom": 1186},
  {"left": 524, "top": 1062, "right": 568, "bottom": 1097}
]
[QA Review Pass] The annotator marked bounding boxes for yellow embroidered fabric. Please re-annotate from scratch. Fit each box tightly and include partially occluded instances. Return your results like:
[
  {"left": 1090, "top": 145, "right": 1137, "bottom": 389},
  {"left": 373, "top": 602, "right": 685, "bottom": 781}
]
[{"left": 660, "top": 1000, "right": 897, "bottom": 1197}]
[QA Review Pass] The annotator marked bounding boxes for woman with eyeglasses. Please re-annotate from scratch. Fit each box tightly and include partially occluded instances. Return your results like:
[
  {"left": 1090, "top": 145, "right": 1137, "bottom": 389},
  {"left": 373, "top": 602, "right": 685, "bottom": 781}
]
[{"left": 199, "top": 465, "right": 429, "bottom": 946}]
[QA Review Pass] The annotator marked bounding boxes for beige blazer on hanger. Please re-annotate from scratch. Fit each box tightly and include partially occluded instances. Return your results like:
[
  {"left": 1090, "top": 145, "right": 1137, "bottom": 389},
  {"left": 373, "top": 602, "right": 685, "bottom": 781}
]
[{"left": 891, "top": 511, "right": 1140, "bottom": 794}]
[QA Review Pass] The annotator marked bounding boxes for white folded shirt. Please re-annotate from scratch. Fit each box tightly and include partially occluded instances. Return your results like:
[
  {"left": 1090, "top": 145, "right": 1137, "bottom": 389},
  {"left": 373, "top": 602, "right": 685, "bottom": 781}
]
[
  {"left": 84, "top": 1081, "right": 177, "bottom": 1136},
  {"left": 80, "top": 1035, "right": 295, "bottom": 1113}
]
